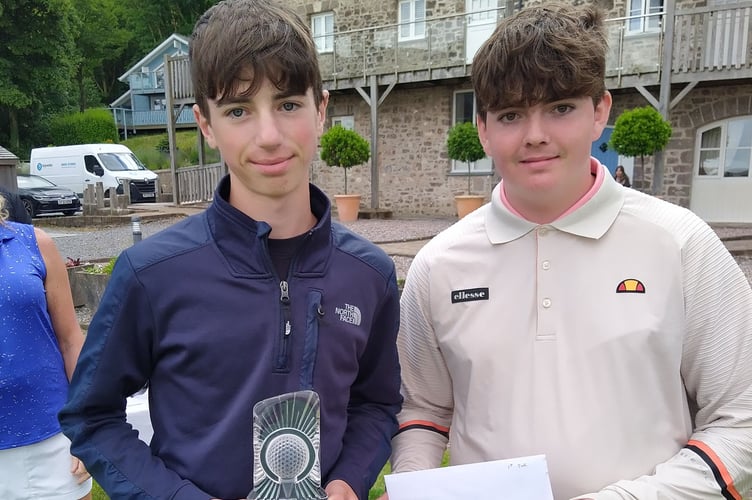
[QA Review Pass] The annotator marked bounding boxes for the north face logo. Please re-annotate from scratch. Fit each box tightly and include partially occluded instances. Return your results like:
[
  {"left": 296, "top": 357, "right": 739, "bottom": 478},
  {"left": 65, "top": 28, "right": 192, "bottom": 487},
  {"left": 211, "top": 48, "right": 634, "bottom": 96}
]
[{"left": 335, "top": 303, "right": 362, "bottom": 326}]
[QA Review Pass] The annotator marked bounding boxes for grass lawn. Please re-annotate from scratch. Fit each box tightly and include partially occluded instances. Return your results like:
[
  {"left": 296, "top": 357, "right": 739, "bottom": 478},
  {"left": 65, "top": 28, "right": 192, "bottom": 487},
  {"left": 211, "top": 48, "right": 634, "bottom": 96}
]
[
  {"left": 121, "top": 130, "right": 220, "bottom": 171},
  {"left": 91, "top": 452, "right": 449, "bottom": 499}
]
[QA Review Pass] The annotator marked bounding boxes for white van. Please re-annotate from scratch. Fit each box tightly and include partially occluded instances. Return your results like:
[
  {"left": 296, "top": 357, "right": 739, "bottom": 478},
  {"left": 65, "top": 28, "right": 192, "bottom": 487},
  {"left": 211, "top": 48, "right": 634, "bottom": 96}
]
[{"left": 30, "top": 144, "right": 158, "bottom": 202}]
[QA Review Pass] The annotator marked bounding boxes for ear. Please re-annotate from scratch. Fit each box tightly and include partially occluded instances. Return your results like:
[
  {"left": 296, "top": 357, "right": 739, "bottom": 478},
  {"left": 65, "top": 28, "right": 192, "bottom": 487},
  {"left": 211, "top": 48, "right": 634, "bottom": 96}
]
[
  {"left": 193, "top": 104, "right": 217, "bottom": 149},
  {"left": 317, "top": 90, "right": 330, "bottom": 135},
  {"left": 476, "top": 114, "right": 492, "bottom": 156},
  {"left": 591, "top": 91, "right": 613, "bottom": 141}
]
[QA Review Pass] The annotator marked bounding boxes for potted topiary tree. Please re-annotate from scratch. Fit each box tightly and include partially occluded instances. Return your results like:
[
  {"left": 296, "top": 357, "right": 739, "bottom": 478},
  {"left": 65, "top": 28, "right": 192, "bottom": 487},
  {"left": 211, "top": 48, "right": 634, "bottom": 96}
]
[
  {"left": 447, "top": 121, "right": 487, "bottom": 218},
  {"left": 320, "top": 125, "right": 371, "bottom": 222},
  {"left": 609, "top": 105, "right": 672, "bottom": 193}
]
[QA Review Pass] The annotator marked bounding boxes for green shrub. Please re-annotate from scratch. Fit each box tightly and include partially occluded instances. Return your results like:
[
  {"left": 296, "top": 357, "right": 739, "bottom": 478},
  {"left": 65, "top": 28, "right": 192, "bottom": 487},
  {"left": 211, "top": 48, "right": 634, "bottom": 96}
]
[
  {"left": 609, "top": 106, "right": 672, "bottom": 189},
  {"left": 156, "top": 135, "right": 171, "bottom": 153},
  {"left": 320, "top": 125, "right": 370, "bottom": 194},
  {"left": 446, "top": 122, "right": 485, "bottom": 194},
  {"left": 84, "top": 257, "right": 117, "bottom": 275},
  {"left": 49, "top": 108, "right": 118, "bottom": 145}
]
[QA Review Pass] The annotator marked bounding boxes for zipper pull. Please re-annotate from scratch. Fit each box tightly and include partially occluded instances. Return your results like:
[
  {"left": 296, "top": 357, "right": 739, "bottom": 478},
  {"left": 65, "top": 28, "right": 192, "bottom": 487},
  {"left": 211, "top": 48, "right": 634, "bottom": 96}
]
[
  {"left": 279, "top": 280, "right": 290, "bottom": 303},
  {"left": 284, "top": 320, "right": 292, "bottom": 336}
]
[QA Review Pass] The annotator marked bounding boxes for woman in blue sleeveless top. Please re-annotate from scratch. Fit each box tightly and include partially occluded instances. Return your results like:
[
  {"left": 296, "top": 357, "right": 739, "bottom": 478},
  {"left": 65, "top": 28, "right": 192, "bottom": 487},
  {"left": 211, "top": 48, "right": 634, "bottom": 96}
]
[{"left": 0, "top": 194, "right": 92, "bottom": 499}]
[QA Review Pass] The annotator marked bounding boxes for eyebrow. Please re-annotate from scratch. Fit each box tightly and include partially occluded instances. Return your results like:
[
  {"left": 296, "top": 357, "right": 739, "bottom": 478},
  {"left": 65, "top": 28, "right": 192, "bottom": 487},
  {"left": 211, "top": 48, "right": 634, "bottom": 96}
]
[{"left": 216, "top": 89, "right": 308, "bottom": 107}]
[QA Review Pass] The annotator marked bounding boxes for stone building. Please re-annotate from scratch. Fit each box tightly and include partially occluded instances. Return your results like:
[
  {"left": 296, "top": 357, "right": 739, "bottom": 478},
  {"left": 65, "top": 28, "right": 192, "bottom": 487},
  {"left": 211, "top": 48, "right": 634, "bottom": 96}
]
[
  {"left": 285, "top": 0, "right": 752, "bottom": 222},
  {"left": 163, "top": 0, "right": 752, "bottom": 221}
]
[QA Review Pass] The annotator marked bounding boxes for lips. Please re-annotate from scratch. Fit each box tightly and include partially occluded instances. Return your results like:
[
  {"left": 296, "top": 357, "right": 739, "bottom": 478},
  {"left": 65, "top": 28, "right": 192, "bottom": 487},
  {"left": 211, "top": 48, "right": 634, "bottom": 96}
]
[
  {"left": 521, "top": 155, "right": 557, "bottom": 163},
  {"left": 254, "top": 156, "right": 292, "bottom": 166}
]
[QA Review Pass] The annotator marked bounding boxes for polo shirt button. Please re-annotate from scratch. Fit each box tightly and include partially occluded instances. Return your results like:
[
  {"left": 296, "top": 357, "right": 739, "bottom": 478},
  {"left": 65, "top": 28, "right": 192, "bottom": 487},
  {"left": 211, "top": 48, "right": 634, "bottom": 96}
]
[
  {"left": 542, "top": 298, "right": 552, "bottom": 308},
  {"left": 538, "top": 227, "right": 549, "bottom": 236},
  {"left": 542, "top": 261, "right": 551, "bottom": 270}
]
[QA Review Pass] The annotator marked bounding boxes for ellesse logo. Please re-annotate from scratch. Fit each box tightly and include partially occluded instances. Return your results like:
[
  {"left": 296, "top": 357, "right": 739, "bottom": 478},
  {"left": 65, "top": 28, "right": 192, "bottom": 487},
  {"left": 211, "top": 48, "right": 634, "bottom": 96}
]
[
  {"left": 616, "top": 279, "right": 646, "bottom": 294},
  {"left": 451, "top": 287, "right": 489, "bottom": 303}
]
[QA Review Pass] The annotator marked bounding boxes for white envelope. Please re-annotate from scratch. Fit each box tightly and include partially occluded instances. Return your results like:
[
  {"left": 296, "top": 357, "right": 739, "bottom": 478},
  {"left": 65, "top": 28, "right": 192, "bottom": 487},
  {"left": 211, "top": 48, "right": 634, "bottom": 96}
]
[{"left": 384, "top": 454, "right": 554, "bottom": 500}]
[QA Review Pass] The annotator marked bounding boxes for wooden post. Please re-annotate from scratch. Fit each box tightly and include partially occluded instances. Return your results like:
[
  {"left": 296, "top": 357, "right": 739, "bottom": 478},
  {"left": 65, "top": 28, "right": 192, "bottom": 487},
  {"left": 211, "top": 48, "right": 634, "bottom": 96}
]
[{"left": 165, "top": 54, "right": 180, "bottom": 205}]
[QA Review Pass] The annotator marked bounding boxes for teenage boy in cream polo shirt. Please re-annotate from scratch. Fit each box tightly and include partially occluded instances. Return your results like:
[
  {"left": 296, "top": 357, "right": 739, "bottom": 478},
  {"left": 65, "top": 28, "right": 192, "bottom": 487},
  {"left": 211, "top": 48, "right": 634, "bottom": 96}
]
[{"left": 386, "top": 3, "right": 752, "bottom": 500}]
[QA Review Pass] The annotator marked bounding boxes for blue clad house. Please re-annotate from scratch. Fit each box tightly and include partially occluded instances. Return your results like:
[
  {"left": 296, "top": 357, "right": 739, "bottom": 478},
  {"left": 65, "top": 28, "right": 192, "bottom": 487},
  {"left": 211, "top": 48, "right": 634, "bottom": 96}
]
[{"left": 110, "top": 33, "right": 195, "bottom": 136}]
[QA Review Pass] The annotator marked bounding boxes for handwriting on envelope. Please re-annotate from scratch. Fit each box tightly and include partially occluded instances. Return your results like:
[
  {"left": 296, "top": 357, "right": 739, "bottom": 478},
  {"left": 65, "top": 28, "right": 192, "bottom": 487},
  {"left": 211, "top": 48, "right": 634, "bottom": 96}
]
[{"left": 384, "top": 454, "right": 554, "bottom": 500}]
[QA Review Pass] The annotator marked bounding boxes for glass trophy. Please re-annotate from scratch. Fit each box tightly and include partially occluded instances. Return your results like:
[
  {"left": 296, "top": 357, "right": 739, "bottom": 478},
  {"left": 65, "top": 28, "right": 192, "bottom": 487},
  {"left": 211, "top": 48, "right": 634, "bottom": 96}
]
[{"left": 248, "top": 390, "right": 328, "bottom": 500}]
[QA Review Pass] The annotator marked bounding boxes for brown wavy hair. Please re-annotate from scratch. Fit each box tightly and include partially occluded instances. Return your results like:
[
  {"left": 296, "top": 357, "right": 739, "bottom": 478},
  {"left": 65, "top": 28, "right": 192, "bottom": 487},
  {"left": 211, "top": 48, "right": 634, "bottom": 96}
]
[
  {"left": 190, "top": 0, "right": 324, "bottom": 120},
  {"left": 472, "top": 3, "right": 608, "bottom": 121}
]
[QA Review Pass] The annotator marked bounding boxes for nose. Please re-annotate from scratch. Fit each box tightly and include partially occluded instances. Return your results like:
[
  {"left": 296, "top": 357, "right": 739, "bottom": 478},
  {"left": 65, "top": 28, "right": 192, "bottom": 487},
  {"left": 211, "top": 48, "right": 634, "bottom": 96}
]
[
  {"left": 256, "top": 110, "right": 283, "bottom": 148},
  {"left": 524, "top": 113, "right": 549, "bottom": 146}
]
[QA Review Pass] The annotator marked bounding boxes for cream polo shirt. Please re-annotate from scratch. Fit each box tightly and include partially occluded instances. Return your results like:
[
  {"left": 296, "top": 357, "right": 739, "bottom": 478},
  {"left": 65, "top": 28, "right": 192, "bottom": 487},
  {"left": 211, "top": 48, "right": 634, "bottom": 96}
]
[{"left": 392, "top": 160, "right": 752, "bottom": 499}]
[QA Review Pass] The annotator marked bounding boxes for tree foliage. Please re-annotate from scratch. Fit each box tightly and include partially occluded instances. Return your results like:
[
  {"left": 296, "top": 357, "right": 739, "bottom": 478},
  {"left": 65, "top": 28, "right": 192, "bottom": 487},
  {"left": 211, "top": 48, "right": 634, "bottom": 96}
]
[
  {"left": 609, "top": 106, "right": 672, "bottom": 164},
  {"left": 446, "top": 121, "right": 485, "bottom": 194},
  {"left": 0, "top": 0, "right": 78, "bottom": 153},
  {"left": 320, "top": 125, "right": 370, "bottom": 194},
  {"left": 1, "top": 0, "right": 218, "bottom": 156},
  {"left": 70, "top": 0, "right": 131, "bottom": 111}
]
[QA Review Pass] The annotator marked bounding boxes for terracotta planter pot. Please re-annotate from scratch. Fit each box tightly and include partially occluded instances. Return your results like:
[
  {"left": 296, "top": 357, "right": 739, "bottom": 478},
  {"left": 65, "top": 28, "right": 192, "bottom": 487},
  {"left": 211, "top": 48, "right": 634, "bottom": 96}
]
[
  {"left": 454, "top": 195, "right": 485, "bottom": 218},
  {"left": 334, "top": 194, "right": 361, "bottom": 222}
]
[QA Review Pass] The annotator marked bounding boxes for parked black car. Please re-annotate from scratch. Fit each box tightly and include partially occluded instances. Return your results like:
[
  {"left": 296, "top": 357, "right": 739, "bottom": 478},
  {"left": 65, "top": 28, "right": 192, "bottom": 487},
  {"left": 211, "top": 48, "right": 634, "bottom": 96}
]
[{"left": 17, "top": 175, "right": 81, "bottom": 217}]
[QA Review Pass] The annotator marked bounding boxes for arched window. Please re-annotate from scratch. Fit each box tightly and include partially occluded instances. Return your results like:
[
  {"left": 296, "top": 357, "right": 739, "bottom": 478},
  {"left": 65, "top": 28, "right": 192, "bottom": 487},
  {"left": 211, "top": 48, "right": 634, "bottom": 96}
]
[{"left": 696, "top": 117, "right": 752, "bottom": 178}]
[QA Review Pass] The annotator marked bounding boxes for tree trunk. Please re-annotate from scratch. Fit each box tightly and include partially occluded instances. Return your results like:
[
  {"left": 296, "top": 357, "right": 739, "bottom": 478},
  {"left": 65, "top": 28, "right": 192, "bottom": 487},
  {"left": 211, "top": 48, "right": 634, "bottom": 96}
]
[{"left": 9, "top": 109, "right": 19, "bottom": 151}]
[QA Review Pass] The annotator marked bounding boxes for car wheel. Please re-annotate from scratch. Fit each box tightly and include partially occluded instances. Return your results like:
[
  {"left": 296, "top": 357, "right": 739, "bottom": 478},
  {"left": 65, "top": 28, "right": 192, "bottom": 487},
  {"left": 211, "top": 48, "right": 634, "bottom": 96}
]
[
  {"left": 22, "top": 198, "right": 35, "bottom": 218},
  {"left": 63, "top": 210, "right": 77, "bottom": 216}
]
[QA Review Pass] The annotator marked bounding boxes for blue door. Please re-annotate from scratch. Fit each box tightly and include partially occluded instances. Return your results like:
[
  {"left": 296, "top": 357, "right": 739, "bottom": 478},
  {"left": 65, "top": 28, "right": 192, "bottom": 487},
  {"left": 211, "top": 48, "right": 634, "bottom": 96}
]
[{"left": 591, "top": 126, "right": 618, "bottom": 176}]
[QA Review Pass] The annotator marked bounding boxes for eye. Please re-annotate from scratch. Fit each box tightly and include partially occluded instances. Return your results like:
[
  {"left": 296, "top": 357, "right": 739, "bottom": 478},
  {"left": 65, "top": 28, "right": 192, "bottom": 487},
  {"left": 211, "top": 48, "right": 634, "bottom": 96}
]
[
  {"left": 281, "top": 102, "right": 299, "bottom": 112},
  {"left": 228, "top": 108, "right": 245, "bottom": 118},
  {"left": 553, "top": 104, "right": 573, "bottom": 114},
  {"left": 498, "top": 112, "right": 518, "bottom": 123}
]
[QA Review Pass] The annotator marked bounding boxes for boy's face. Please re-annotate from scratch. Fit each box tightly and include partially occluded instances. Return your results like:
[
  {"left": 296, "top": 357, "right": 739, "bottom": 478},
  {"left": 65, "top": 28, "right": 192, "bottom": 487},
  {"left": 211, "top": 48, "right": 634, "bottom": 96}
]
[
  {"left": 194, "top": 78, "right": 328, "bottom": 203},
  {"left": 478, "top": 93, "right": 611, "bottom": 208}
]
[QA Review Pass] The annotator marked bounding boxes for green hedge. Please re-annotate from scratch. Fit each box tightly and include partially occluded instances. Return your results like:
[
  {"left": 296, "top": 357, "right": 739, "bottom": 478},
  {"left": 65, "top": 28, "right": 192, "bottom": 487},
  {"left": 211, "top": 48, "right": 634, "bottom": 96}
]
[{"left": 49, "top": 108, "right": 118, "bottom": 146}]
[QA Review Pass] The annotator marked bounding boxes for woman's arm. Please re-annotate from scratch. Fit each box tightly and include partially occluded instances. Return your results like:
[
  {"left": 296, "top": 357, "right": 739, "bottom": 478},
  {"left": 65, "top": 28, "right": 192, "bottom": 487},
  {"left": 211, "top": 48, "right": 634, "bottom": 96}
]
[{"left": 35, "top": 227, "right": 85, "bottom": 380}]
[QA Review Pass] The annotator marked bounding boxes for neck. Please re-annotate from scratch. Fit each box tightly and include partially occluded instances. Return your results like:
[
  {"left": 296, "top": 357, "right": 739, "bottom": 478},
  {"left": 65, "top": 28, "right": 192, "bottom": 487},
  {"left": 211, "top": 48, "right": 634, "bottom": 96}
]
[
  {"left": 229, "top": 186, "right": 317, "bottom": 239},
  {"left": 504, "top": 170, "right": 597, "bottom": 225}
]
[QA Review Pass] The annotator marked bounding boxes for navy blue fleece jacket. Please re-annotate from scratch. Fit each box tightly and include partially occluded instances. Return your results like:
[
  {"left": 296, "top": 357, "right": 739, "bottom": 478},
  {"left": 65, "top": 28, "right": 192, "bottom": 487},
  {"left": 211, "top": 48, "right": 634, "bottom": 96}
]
[{"left": 59, "top": 177, "right": 402, "bottom": 499}]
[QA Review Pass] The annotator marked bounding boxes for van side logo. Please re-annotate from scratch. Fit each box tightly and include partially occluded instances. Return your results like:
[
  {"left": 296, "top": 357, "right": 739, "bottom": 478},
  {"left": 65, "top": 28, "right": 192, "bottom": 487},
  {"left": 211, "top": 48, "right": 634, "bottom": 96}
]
[
  {"left": 36, "top": 162, "right": 43, "bottom": 171},
  {"left": 451, "top": 287, "right": 489, "bottom": 303}
]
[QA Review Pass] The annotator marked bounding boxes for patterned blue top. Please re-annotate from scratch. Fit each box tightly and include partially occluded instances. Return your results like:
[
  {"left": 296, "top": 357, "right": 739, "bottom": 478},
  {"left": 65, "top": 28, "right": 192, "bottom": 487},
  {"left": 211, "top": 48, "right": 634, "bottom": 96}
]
[{"left": 0, "top": 221, "right": 68, "bottom": 449}]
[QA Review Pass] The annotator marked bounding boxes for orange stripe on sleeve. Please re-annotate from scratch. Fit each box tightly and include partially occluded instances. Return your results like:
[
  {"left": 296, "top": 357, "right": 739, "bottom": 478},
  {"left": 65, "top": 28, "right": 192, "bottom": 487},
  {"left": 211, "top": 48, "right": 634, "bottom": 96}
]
[
  {"left": 686, "top": 439, "right": 742, "bottom": 500},
  {"left": 398, "top": 420, "right": 449, "bottom": 433}
]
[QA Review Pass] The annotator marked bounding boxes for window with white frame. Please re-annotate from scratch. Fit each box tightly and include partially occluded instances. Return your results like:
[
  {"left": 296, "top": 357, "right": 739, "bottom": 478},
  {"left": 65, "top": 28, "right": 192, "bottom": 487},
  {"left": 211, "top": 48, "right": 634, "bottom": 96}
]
[
  {"left": 332, "top": 116, "right": 354, "bottom": 130},
  {"left": 451, "top": 91, "right": 492, "bottom": 173},
  {"left": 312, "top": 12, "right": 334, "bottom": 53},
  {"left": 627, "top": 0, "right": 663, "bottom": 33},
  {"left": 696, "top": 117, "right": 752, "bottom": 178},
  {"left": 398, "top": 0, "right": 426, "bottom": 41}
]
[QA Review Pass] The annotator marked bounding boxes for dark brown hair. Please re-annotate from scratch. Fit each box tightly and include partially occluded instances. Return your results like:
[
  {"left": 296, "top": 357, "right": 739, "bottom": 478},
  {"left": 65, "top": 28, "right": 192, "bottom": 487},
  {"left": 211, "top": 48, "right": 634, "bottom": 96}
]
[
  {"left": 472, "top": 3, "right": 608, "bottom": 120},
  {"left": 190, "top": 0, "right": 324, "bottom": 119}
]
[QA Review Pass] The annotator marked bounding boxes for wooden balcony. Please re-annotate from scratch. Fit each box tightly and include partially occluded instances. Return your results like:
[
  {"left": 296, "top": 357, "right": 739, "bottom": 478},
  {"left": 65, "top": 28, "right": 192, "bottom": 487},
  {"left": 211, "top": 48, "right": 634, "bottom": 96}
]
[
  {"left": 111, "top": 107, "right": 195, "bottom": 133},
  {"left": 160, "top": 3, "right": 752, "bottom": 107}
]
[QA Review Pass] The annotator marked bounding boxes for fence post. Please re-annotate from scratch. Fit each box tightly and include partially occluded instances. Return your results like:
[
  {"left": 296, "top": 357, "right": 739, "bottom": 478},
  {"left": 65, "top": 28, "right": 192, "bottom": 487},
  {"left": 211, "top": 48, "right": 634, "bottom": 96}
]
[{"left": 131, "top": 215, "right": 142, "bottom": 244}]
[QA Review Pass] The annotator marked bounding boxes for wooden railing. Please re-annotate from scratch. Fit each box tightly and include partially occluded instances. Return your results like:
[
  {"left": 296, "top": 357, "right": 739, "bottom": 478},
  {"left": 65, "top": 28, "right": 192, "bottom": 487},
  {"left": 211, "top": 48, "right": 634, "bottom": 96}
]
[
  {"left": 175, "top": 162, "right": 223, "bottom": 204},
  {"left": 673, "top": 4, "right": 751, "bottom": 73},
  {"left": 111, "top": 108, "right": 196, "bottom": 129}
]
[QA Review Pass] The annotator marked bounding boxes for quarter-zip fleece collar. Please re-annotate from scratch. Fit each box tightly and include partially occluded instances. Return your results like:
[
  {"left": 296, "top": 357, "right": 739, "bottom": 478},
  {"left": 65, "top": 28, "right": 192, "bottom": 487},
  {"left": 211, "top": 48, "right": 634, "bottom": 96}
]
[{"left": 205, "top": 175, "right": 333, "bottom": 277}]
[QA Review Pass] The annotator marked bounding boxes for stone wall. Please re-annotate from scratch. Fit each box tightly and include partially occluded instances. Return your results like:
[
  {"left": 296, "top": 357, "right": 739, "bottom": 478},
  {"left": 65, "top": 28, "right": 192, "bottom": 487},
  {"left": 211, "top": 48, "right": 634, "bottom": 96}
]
[
  {"left": 309, "top": 80, "right": 752, "bottom": 217},
  {"left": 610, "top": 82, "right": 752, "bottom": 208},
  {"left": 312, "top": 83, "right": 499, "bottom": 216}
]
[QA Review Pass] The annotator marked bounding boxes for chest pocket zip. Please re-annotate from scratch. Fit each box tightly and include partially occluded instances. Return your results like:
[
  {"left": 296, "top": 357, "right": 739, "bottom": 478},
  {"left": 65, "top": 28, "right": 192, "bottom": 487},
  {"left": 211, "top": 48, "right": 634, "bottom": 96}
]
[
  {"left": 275, "top": 280, "right": 292, "bottom": 371},
  {"left": 300, "top": 291, "right": 324, "bottom": 389}
]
